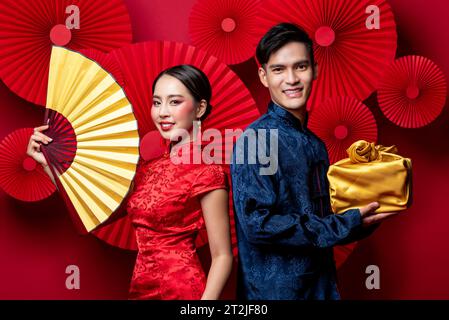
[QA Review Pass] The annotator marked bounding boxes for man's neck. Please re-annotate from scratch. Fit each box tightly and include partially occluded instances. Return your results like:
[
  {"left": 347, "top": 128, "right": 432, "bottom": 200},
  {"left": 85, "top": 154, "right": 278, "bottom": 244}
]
[
  {"left": 274, "top": 102, "right": 307, "bottom": 127},
  {"left": 289, "top": 108, "right": 306, "bottom": 127}
]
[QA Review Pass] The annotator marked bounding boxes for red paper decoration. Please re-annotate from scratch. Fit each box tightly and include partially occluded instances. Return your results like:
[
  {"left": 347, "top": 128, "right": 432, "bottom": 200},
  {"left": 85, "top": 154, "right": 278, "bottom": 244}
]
[
  {"left": 308, "top": 96, "right": 378, "bottom": 164},
  {"left": 0, "top": 0, "right": 132, "bottom": 106},
  {"left": 377, "top": 55, "right": 447, "bottom": 128},
  {"left": 189, "top": 0, "right": 261, "bottom": 64},
  {"left": 0, "top": 128, "right": 56, "bottom": 202}
]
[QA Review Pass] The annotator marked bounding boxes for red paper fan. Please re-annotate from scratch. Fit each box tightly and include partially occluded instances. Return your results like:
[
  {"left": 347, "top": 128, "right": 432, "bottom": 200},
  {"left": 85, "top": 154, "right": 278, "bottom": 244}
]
[
  {"left": 0, "top": 0, "right": 132, "bottom": 106},
  {"left": 308, "top": 96, "right": 378, "bottom": 164},
  {"left": 0, "top": 128, "right": 56, "bottom": 202},
  {"left": 189, "top": 0, "right": 261, "bottom": 65},
  {"left": 78, "top": 49, "right": 125, "bottom": 88},
  {"left": 377, "top": 55, "right": 447, "bottom": 128},
  {"left": 93, "top": 41, "right": 259, "bottom": 252},
  {"left": 255, "top": 0, "right": 397, "bottom": 110}
]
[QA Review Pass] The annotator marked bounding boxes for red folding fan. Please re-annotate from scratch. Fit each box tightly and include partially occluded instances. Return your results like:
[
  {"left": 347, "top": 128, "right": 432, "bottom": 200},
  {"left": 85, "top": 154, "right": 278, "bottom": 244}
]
[
  {"left": 189, "top": 0, "right": 261, "bottom": 65},
  {"left": 0, "top": 0, "right": 132, "bottom": 106},
  {"left": 377, "top": 55, "right": 447, "bottom": 128},
  {"left": 0, "top": 128, "right": 56, "bottom": 202},
  {"left": 308, "top": 96, "right": 378, "bottom": 164},
  {"left": 255, "top": 0, "right": 397, "bottom": 110}
]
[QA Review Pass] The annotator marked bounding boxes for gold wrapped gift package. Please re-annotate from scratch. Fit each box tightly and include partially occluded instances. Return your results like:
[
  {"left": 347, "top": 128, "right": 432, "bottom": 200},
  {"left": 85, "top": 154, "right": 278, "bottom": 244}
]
[{"left": 327, "top": 140, "right": 412, "bottom": 214}]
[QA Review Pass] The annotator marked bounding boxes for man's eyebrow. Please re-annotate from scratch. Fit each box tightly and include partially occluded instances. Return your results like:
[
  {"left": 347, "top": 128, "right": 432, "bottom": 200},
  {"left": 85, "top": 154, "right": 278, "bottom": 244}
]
[
  {"left": 268, "top": 64, "right": 285, "bottom": 69},
  {"left": 268, "top": 60, "right": 311, "bottom": 69}
]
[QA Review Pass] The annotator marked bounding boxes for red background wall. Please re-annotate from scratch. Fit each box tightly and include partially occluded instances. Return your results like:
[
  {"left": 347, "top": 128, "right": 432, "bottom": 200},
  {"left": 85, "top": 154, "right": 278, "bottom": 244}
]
[{"left": 0, "top": 0, "right": 448, "bottom": 299}]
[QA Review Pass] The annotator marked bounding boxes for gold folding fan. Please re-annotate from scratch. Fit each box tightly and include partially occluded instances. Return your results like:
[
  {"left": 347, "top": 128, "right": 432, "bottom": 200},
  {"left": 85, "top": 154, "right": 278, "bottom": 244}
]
[{"left": 41, "top": 46, "right": 139, "bottom": 233}]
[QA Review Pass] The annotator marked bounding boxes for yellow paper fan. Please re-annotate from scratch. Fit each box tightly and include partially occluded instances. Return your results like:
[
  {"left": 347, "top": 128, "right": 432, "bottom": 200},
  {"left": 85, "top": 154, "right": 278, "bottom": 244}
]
[{"left": 41, "top": 46, "right": 139, "bottom": 233}]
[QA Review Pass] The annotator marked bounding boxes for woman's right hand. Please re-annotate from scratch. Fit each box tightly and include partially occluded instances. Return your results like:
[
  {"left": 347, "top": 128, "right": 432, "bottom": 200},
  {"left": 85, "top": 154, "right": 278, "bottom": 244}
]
[{"left": 26, "top": 125, "right": 53, "bottom": 167}]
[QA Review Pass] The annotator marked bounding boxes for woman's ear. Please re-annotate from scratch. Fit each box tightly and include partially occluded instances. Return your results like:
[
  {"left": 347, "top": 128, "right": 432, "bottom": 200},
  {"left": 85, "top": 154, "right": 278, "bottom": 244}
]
[{"left": 196, "top": 99, "right": 207, "bottom": 119}]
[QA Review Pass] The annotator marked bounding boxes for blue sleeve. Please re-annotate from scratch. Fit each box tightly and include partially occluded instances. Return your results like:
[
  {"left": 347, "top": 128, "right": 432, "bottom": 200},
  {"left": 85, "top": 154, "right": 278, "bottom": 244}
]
[
  {"left": 230, "top": 131, "right": 363, "bottom": 249},
  {"left": 337, "top": 223, "right": 379, "bottom": 245}
]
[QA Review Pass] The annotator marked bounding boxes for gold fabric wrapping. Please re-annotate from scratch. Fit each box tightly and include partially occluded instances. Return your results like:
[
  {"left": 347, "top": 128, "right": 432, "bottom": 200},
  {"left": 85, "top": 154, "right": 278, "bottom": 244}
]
[{"left": 327, "top": 140, "right": 412, "bottom": 214}]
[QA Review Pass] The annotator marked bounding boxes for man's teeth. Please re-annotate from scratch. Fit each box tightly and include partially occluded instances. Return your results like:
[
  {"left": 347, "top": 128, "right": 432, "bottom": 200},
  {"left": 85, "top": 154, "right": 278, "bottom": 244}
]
[{"left": 284, "top": 88, "right": 302, "bottom": 93}]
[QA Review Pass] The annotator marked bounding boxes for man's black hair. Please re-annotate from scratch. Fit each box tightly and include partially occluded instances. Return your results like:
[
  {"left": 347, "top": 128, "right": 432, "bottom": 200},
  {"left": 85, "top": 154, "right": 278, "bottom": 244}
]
[{"left": 256, "top": 23, "right": 315, "bottom": 68}]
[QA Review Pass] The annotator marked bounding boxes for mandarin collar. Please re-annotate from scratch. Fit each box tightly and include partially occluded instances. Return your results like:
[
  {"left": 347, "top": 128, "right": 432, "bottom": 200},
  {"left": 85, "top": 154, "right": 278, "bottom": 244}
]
[{"left": 267, "top": 101, "right": 308, "bottom": 131}]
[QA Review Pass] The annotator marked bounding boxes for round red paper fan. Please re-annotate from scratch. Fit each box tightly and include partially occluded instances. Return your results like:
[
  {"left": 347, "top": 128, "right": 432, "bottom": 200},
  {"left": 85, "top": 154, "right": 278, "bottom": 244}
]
[
  {"left": 0, "top": 0, "right": 132, "bottom": 106},
  {"left": 189, "top": 0, "right": 261, "bottom": 65},
  {"left": 377, "top": 55, "right": 447, "bottom": 128},
  {"left": 0, "top": 128, "right": 56, "bottom": 202},
  {"left": 308, "top": 96, "right": 378, "bottom": 164},
  {"left": 93, "top": 41, "right": 260, "bottom": 251},
  {"left": 255, "top": 0, "right": 397, "bottom": 110}
]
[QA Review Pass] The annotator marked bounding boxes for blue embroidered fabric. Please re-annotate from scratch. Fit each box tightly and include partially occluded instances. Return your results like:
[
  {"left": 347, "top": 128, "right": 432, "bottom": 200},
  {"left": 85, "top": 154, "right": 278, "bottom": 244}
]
[{"left": 230, "top": 102, "right": 372, "bottom": 300}]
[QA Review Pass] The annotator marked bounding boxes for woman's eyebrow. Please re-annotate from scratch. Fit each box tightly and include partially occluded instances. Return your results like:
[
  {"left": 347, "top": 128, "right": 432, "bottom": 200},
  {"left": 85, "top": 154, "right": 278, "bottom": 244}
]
[{"left": 152, "top": 94, "right": 184, "bottom": 99}]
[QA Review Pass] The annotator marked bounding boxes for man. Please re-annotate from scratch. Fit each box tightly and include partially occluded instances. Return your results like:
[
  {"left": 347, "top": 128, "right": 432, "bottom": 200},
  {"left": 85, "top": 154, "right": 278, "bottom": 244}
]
[{"left": 230, "top": 23, "right": 397, "bottom": 300}]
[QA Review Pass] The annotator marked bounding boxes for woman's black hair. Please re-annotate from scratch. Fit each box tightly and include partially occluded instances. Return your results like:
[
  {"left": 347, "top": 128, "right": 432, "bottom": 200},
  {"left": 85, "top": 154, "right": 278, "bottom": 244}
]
[
  {"left": 256, "top": 22, "right": 315, "bottom": 68},
  {"left": 152, "top": 64, "right": 212, "bottom": 121}
]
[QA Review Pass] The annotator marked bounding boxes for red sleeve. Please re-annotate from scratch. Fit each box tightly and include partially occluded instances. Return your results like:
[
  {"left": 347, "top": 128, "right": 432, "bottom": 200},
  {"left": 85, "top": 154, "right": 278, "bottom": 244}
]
[{"left": 190, "top": 164, "right": 229, "bottom": 198}]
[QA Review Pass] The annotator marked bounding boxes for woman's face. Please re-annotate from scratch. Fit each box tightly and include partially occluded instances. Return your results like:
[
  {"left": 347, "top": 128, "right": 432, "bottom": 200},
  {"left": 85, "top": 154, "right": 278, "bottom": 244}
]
[{"left": 151, "top": 74, "right": 203, "bottom": 143}]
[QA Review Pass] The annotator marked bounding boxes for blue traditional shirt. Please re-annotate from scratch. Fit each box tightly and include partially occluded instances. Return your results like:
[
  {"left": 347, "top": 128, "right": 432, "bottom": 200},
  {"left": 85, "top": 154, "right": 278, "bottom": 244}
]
[{"left": 230, "top": 101, "right": 371, "bottom": 300}]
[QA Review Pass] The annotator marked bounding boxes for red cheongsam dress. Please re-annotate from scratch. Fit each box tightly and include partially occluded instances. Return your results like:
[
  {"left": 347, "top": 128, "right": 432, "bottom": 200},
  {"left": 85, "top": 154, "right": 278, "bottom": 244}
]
[{"left": 126, "top": 149, "right": 228, "bottom": 300}]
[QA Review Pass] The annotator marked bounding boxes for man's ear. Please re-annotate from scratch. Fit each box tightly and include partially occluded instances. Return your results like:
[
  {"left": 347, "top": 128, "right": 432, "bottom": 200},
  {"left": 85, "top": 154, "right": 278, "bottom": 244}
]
[
  {"left": 258, "top": 66, "right": 269, "bottom": 88},
  {"left": 196, "top": 99, "right": 207, "bottom": 119},
  {"left": 313, "top": 63, "right": 319, "bottom": 80}
]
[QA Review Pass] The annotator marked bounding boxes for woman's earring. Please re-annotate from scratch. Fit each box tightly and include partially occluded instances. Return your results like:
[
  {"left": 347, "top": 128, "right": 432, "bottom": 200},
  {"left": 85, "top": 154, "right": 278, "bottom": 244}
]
[{"left": 195, "top": 119, "right": 202, "bottom": 146}]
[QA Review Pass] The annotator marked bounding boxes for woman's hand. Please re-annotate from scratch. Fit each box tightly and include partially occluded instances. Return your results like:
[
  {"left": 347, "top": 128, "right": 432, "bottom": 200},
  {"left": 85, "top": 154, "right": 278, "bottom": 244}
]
[
  {"left": 26, "top": 125, "right": 52, "bottom": 167},
  {"left": 26, "top": 125, "right": 57, "bottom": 186}
]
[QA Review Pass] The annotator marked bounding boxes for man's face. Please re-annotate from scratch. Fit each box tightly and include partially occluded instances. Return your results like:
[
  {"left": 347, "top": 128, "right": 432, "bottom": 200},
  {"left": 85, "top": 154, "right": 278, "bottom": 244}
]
[{"left": 258, "top": 41, "right": 317, "bottom": 118}]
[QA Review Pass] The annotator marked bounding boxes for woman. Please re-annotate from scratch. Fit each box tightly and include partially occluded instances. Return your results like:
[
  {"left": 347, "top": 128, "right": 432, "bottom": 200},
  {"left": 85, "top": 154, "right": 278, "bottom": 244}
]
[{"left": 27, "top": 64, "right": 233, "bottom": 300}]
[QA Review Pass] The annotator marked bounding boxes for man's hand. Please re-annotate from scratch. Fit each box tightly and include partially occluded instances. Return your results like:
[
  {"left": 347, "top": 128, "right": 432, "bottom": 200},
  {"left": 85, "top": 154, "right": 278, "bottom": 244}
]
[{"left": 359, "top": 202, "right": 399, "bottom": 227}]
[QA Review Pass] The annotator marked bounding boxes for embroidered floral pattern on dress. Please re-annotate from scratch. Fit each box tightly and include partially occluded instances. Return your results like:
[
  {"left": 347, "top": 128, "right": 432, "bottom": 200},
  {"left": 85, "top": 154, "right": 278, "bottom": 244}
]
[{"left": 126, "top": 154, "right": 228, "bottom": 300}]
